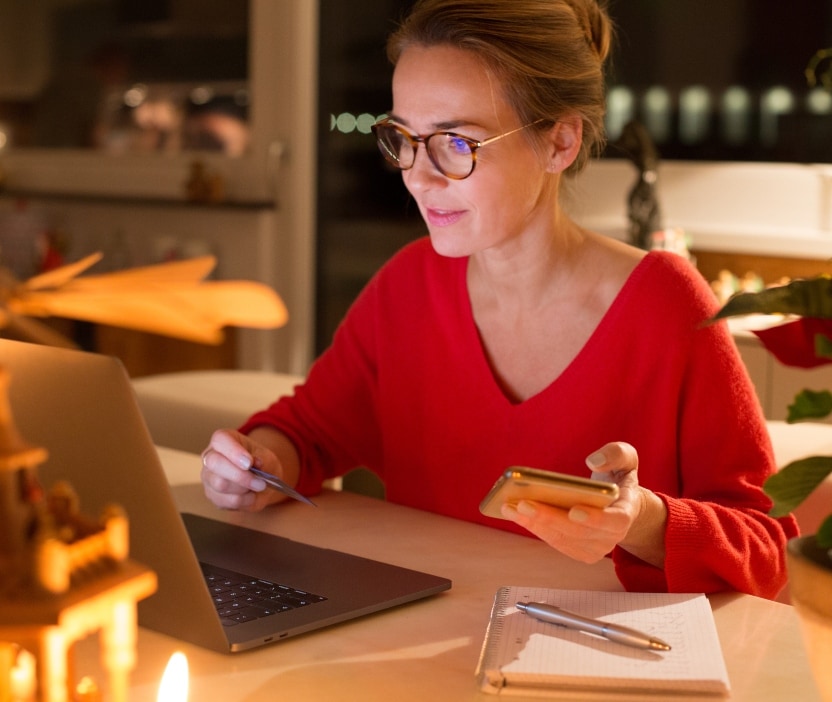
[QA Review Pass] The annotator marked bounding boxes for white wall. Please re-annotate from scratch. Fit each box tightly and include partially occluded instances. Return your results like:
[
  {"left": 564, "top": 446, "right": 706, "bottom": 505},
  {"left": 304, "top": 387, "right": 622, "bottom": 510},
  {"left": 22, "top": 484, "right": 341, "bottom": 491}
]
[{"left": 568, "top": 159, "right": 832, "bottom": 259}]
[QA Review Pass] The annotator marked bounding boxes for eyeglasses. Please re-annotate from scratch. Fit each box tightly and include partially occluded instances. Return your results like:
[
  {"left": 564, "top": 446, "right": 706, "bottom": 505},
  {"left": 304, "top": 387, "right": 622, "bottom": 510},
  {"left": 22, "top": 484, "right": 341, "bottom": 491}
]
[{"left": 371, "top": 118, "right": 544, "bottom": 180}]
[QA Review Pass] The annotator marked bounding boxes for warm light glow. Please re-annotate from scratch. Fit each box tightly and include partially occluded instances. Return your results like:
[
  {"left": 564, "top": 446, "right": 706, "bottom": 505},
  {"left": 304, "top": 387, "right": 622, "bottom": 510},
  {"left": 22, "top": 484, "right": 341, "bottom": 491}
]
[
  {"left": 9, "top": 647, "right": 36, "bottom": 700},
  {"left": 75, "top": 676, "right": 102, "bottom": 701},
  {"left": 157, "top": 652, "right": 189, "bottom": 702}
]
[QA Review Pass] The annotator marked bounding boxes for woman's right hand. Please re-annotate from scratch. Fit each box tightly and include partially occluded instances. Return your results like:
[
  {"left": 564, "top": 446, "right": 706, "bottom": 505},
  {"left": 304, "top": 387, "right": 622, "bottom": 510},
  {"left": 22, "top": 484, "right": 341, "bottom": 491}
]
[{"left": 200, "top": 428, "right": 290, "bottom": 512}]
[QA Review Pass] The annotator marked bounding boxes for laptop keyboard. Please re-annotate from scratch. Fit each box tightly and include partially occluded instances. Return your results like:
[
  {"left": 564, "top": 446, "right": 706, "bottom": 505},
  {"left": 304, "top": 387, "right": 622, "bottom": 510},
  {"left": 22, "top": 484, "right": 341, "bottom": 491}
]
[{"left": 201, "top": 563, "right": 328, "bottom": 627}]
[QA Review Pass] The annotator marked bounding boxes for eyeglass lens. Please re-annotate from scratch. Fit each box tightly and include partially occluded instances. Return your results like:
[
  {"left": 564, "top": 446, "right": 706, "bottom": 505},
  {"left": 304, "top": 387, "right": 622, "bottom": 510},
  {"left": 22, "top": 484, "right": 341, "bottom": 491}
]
[{"left": 374, "top": 124, "right": 475, "bottom": 179}]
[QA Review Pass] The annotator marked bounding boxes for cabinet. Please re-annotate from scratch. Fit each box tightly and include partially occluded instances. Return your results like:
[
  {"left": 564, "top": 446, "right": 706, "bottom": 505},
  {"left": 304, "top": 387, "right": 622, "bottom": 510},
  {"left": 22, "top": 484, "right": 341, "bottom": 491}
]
[{"left": 0, "top": 1, "right": 318, "bottom": 375}]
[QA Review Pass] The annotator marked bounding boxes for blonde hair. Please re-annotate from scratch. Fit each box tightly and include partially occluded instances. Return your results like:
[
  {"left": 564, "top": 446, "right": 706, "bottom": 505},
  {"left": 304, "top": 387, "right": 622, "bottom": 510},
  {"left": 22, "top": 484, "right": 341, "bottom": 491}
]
[{"left": 387, "top": 0, "right": 613, "bottom": 174}]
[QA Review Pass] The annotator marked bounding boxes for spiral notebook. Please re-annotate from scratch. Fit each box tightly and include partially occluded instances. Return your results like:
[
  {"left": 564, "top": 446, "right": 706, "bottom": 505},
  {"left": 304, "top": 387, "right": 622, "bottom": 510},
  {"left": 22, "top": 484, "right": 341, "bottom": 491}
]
[{"left": 476, "top": 586, "right": 730, "bottom": 698}]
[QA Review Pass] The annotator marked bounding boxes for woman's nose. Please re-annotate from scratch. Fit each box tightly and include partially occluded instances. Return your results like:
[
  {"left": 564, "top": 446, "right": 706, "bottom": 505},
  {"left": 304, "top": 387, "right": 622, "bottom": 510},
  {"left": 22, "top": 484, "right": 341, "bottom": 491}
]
[{"left": 403, "top": 147, "right": 446, "bottom": 193}]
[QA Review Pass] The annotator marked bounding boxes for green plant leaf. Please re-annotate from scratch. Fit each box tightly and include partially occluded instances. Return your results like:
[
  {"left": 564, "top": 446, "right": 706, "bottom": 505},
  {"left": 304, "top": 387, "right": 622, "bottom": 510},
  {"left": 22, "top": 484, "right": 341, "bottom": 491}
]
[
  {"left": 787, "top": 389, "right": 832, "bottom": 422},
  {"left": 764, "top": 456, "right": 832, "bottom": 517},
  {"left": 817, "top": 333, "right": 832, "bottom": 360},
  {"left": 818, "top": 515, "right": 832, "bottom": 550},
  {"left": 708, "top": 275, "right": 832, "bottom": 545},
  {"left": 709, "top": 275, "right": 832, "bottom": 321}
]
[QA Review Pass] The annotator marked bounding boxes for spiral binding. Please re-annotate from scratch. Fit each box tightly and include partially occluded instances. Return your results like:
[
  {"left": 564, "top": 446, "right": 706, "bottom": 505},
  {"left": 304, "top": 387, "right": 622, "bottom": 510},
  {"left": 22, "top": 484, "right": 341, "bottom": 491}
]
[{"left": 475, "top": 586, "right": 512, "bottom": 691}]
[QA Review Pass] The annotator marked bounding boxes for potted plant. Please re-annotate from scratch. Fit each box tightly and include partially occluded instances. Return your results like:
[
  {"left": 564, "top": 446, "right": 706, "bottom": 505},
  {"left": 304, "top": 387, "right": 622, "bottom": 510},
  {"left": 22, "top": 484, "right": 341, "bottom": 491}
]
[{"left": 711, "top": 275, "right": 832, "bottom": 700}]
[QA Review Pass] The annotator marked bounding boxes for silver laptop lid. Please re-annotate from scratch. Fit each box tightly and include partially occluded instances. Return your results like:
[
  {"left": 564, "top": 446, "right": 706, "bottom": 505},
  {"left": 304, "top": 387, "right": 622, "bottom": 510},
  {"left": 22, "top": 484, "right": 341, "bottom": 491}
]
[{"left": 0, "top": 339, "right": 451, "bottom": 653}]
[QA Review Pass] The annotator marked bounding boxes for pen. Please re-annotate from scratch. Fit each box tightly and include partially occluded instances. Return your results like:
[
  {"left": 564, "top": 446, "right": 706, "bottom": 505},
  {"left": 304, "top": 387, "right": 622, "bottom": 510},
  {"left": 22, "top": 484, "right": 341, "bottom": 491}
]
[
  {"left": 516, "top": 601, "right": 671, "bottom": 651},
  {"left": 248, "top": 466, "right": 316, "bottom": 506}
]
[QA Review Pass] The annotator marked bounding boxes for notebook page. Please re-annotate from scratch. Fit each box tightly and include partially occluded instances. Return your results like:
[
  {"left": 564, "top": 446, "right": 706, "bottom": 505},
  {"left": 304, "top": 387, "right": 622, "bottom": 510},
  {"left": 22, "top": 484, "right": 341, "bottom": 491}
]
[{"left": 478, "top": 586, "right": 730, "bottom": 696}]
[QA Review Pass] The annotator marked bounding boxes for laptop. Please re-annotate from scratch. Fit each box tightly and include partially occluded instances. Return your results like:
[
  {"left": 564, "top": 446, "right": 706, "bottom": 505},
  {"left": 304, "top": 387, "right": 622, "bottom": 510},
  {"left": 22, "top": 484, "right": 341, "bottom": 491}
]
[{"left": 0, "top": 338, "right": 451, "bottom": 653}]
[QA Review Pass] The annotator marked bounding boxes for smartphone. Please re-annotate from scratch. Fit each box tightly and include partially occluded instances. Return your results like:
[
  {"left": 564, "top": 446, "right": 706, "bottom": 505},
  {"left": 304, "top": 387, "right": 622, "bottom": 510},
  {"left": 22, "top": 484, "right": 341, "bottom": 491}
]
[{"left": 479, "top": 466, "right": 619, "bottom": 519}]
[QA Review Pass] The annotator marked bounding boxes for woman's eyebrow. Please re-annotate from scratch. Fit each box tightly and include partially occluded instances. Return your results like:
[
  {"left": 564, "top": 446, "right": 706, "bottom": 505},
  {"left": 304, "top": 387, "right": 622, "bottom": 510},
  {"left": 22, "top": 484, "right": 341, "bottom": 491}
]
[
  {"left": 436, "top": 120, "right": 474, "bottom": 131},
  {"left": 384, "top": 112, "right": 406, "bottom": 126},
  {"left": 386, "top": 112, "right": 478, "bottom": 132}
]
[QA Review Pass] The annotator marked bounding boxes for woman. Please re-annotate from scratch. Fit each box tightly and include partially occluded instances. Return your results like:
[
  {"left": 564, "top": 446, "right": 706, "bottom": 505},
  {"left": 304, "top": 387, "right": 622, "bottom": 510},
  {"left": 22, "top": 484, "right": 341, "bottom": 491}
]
[{"left": 201, "top": 0, "right": 796, "bottom": 598}]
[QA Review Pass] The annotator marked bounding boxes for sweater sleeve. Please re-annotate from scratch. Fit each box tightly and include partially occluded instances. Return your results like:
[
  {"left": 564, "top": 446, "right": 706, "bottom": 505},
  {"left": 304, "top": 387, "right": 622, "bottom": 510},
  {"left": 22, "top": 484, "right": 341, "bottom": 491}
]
[
  {"left": 238, "top": 249, "right": 390, "bottom": 494},
  {"left": 610, "top": 256, "right": 798, "bottom": 598}
]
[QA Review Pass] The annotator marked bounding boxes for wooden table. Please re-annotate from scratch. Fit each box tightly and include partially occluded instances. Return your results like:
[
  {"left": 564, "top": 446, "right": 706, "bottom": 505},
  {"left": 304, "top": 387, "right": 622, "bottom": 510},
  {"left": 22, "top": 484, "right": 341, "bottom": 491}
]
[{"left": 72, "top": 448, "right": 821, "bottom": 701}]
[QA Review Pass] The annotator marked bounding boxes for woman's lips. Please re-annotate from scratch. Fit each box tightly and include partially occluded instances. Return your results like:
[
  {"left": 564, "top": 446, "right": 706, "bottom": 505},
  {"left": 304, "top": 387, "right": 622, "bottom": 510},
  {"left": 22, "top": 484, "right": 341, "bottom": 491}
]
[{"left": 425, "top": 208, "right": 465, "bottom": 227}]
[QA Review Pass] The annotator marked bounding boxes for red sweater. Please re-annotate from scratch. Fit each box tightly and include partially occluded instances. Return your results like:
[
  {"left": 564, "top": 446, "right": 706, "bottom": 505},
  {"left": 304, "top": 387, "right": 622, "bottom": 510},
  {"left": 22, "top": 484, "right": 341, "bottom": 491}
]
[{"left": 242, "top": 238, "right": 797, "bottom": 598}]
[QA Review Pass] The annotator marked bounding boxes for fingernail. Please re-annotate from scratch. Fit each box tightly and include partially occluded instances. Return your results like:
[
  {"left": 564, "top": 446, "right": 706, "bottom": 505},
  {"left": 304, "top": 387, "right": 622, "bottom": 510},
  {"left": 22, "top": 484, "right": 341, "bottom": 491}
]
[
  {"left": 569, "top": 507, "right": 589, "bottom": 523},
  {"left": 238, "top": 455, "right": 252, "bottom": 470},
  {"left": 516, "top": 500, "right": 536, "bottom": 517},
  {"left": 250, "top": 478, "right": 267, "bottom": 492},
  {"left": 586, "top": 451, "right": 606, "bottom": 469}
]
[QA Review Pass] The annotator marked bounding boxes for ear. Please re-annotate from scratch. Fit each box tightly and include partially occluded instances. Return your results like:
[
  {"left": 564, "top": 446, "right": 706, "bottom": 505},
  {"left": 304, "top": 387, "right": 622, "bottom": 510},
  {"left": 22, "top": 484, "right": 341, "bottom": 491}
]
[{"left": 543, "top": 115, "right": 583, "bottom": 173}]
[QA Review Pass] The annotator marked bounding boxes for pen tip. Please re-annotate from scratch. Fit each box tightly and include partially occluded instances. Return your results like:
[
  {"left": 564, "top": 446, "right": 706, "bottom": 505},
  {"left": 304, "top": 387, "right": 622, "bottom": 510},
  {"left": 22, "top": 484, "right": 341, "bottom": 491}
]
[
  {"left": 651, "top": 640, "right": 672, "bottom": 651},
  {"left": 515, "top": 602, "right": 528, "bottom": 612}
]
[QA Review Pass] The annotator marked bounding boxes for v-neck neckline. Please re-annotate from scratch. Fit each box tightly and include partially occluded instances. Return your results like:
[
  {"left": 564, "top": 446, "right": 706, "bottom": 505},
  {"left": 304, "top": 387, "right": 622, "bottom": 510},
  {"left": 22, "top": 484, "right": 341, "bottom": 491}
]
[{"left": 457, "top": 252, "right": 657, "bottom": 408}]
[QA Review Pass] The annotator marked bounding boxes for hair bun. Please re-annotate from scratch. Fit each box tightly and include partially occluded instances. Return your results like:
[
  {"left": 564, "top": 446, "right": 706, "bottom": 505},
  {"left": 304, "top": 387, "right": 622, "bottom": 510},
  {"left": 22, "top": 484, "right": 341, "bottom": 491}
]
[{"left": 568, "top": 0, "right": 613, "bottom": 62}]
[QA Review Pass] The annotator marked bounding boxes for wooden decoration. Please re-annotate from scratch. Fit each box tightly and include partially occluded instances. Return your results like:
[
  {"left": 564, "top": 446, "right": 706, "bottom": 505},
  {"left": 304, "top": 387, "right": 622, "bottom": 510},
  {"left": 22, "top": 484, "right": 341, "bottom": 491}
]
[
  {"left": 0, "top": 253, "right": 288, "bottom": 348},
  {"left": 0, "top": 367, "right": 157, "bottom": 701}
]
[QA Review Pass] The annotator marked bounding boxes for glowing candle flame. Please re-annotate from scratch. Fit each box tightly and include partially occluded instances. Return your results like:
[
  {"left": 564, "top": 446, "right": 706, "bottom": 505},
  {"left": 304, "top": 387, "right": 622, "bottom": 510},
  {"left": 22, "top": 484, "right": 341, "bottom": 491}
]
[
  {"left": 9, "top": 647, "right": 36, "bottom": 701},
  {"left": 157, "top": 651, "right": 189, "bottom": 702}
]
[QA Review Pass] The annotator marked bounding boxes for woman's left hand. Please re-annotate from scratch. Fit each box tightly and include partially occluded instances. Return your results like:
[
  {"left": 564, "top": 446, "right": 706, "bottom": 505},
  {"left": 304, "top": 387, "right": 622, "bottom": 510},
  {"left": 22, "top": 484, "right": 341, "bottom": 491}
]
[{"left": 500, "top": 442, "right": 667, "bottom": 567}]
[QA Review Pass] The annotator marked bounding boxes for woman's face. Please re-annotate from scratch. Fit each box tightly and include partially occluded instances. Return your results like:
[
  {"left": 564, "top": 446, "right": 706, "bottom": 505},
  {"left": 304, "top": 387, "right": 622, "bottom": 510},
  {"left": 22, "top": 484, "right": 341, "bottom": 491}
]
[{"left": 390, "top": 44, "right": 555, "bottom": 258}]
